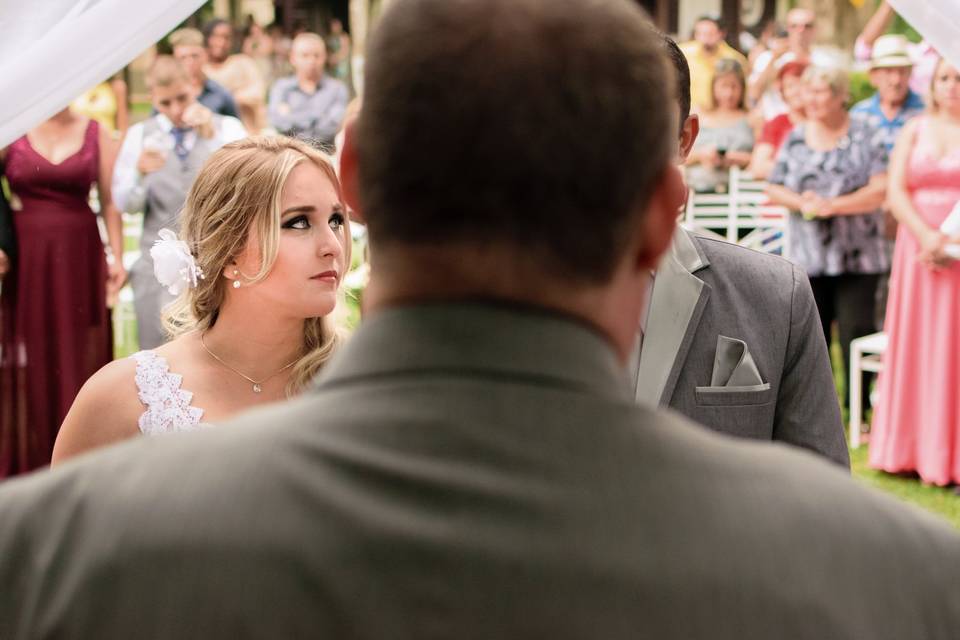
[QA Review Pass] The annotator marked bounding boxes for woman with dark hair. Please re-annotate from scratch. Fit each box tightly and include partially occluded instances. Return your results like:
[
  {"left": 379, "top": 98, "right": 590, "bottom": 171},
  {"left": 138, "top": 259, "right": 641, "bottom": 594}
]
[{"left": 685, "top": 58, "right": 754, "bottom": 192}]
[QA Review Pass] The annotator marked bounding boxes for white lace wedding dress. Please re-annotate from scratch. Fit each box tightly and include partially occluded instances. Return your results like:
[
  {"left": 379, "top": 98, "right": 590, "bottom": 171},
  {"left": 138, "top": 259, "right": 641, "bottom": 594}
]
[{"left": 132, "top": 351, "right": 210, "bottom": 434}]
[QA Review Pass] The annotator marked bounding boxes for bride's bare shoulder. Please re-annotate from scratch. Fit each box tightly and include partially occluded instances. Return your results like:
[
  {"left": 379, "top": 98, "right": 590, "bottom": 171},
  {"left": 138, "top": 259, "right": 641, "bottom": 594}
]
[{"left": 51, "top": 354, "right": 145, "bottom": 465}]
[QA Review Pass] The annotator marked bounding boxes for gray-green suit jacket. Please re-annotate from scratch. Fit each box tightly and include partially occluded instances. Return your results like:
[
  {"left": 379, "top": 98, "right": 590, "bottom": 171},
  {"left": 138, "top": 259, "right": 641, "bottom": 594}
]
[{"left": 0, "top": 304, "right": 958, "bottom": 638}]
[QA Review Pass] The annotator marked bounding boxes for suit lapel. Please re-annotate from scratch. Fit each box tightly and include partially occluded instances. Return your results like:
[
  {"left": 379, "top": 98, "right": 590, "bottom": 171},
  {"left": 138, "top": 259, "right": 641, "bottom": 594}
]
[{"left": 635, "top": 228, "right": 711, "bottom": 407}]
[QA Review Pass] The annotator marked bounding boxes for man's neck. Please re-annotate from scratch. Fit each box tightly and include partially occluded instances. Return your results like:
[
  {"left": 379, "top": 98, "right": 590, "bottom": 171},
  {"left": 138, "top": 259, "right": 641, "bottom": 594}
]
[
  {"left": 363, "top": 245, "right": 649, "bottom": 367},
  {"left": 879, "top": 95, "right": 907, "bottom": 119}
]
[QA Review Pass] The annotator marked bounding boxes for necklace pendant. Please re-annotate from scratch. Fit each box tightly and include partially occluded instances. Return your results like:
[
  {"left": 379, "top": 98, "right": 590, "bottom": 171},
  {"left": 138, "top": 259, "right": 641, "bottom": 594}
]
[{"left": 253, "top": 383, "right": 262, "bottom": 393}]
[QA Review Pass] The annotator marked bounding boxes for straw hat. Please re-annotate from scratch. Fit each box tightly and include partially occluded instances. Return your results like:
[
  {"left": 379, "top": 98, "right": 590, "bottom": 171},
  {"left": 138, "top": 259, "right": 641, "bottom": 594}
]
[{"left": 870, "top": 34, "right": 913, "bottom": 69}]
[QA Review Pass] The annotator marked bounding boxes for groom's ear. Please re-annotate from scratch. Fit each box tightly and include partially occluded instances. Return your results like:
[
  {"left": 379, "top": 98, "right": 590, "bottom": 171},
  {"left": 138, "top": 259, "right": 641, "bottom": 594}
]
[{"left": 339, "top": 118, "right": 364, "bottom": 224}]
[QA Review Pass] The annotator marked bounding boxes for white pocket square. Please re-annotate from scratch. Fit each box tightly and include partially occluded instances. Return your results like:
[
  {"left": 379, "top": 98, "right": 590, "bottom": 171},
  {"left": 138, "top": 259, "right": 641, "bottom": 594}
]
[{"left": 710, "top": 335, "right": 765, "bottom": 387}]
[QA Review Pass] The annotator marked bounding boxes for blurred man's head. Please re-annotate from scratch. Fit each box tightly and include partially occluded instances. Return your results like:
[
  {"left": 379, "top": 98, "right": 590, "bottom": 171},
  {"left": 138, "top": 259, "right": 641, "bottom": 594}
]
[
  {"left": 786, "top": 8, "right": 816, "bottom": 50},
  {"left": 290, "top": 33, "right": 327, "bottom": 81},
  {"left": 169, "top": 28, "right": 207, "bottom": 84},
  {"left": 204, "top": 19, "right": 233, "bottom": 63},
  {"left": 147, "top": 56, "right": 195, "bottom": 127},
  {"left": 341, "top": 0, "right": 683, "bottom": 350},
  {"left": 692, "top": 16, "right": 724, "bottom": 54},
  {"left": 869, "top": 35, "right": 913, "bottom": 107}
]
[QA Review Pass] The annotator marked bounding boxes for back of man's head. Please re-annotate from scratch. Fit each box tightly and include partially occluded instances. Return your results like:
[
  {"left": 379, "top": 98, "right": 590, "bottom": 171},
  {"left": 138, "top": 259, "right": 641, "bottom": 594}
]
[{"left": 355, "top": 0, "right": 676, "bottom": 286}]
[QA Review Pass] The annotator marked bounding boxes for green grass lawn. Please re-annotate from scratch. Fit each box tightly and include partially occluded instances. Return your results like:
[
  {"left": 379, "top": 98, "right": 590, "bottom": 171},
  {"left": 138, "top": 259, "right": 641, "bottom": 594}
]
[
  {"left": 850, "top": 445, "right": 960, "bottom": 528},
  {"left": 831, "top": 336, "right": 960, "bottom": 529}
]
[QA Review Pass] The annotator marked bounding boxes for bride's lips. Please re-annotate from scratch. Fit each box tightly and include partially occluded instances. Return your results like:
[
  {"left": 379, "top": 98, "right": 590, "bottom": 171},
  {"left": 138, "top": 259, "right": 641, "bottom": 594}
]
[{"left": 311, "top": 270, "right": 339, "bottom": 284}]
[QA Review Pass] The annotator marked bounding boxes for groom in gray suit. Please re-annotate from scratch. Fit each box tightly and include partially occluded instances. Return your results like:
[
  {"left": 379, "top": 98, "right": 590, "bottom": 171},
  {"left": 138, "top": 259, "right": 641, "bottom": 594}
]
[
  {"left": 1, "top": 1, "right": 958, "bottom": 637},
  {"left": 635, "top": 38, "right": 849, "bottom": 467}
]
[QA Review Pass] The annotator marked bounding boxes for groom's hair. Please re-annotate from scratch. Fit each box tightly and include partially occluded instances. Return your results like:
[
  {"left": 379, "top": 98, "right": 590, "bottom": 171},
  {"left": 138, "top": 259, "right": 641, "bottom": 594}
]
[
  {"left": 356, "top": 0, "right": 676, "bottom": 284},
  {"left": 661, "top": 34, "right": 692, "bottom": 135}
]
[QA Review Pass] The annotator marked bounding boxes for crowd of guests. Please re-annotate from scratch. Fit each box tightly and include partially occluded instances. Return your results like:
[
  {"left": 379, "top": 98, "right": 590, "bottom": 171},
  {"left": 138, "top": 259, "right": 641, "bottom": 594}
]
[
  {"left": 0, "top": 16, "right": 353, "bottom": 477},
  {"left": 681, "top": 2, "right": 960, "bottom": 488}
]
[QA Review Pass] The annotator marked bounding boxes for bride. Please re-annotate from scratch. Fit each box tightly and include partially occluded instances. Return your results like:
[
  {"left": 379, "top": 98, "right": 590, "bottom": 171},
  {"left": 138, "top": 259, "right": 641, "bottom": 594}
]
[{"left": 52, "top": 135, "right": 349, "bottom": 462}]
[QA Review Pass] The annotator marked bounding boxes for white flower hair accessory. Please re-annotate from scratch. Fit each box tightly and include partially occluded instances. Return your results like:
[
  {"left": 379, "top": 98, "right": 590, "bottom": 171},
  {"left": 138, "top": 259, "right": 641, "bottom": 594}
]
[{"left": 151, "top": 228, "right": 204, "bottom": 296}]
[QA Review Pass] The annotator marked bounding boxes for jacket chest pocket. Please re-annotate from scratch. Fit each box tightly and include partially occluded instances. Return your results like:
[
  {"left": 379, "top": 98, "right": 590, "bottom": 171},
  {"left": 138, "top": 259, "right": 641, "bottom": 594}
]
[{"left": 694, "top": 383, "right": 774, "bottom": 407}]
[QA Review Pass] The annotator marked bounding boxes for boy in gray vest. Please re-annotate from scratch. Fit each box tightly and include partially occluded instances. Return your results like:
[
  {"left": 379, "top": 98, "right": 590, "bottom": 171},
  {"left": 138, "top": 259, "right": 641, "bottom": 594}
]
[{"left": 112, "top": 56, "right": 246, "bottom": 349}]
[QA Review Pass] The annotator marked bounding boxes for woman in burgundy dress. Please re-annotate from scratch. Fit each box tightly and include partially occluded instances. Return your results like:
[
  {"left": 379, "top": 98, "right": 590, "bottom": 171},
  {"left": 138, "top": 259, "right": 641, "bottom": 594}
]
[{"left": 0, "top": 107, "right": 124, "bottom": 477}]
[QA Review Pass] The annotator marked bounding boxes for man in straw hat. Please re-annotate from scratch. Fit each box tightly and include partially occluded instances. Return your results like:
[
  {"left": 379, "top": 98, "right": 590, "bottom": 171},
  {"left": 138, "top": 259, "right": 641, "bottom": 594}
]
[{"left": 851, "top": 33, "right": 925, "bottom": 154}]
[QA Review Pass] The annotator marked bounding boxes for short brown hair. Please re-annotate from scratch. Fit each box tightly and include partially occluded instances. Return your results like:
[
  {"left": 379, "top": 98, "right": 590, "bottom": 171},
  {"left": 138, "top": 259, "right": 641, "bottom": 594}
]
[
  {"left": 169, "top": 27, "right": 204, "bottom": 49},
  {"left": 356, "top": 0, "right": 675, "bottom": 285},
  {"left": 146, "top": 55, "right": 190, "bottom": 89}
]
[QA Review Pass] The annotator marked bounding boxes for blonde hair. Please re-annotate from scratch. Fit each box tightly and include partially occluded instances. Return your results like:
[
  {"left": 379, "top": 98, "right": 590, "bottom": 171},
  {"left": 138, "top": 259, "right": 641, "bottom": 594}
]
[
  {"left": 146, "top": 55, "right": 191, "bottom": 89},
  {"left": 929, "top": 56, "right": 948, "bottom": 113},
  {"left": 801, "top": 65, "right": 849, "bottom": 99},
  {"left": 163, "top": 135, "right": 351, "bottom": 394}
]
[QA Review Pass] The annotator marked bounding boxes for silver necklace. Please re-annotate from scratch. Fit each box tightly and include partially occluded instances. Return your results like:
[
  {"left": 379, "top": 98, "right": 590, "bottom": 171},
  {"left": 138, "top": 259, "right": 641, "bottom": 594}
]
[{"left": 200, "top": 333, "right": 298, "bottom": 393}]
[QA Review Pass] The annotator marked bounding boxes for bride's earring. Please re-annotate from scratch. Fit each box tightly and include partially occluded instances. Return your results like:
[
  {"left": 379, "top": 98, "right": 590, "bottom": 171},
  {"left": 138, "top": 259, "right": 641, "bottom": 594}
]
[{"left": 232, "top": 269, "right": 241, "bottom": 289}]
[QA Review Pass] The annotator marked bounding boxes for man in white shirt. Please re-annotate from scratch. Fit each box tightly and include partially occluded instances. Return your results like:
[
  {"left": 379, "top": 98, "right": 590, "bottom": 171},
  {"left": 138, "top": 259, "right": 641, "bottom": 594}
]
[{"left": 113, "top": 55, "right": 246, "bottom": 349}]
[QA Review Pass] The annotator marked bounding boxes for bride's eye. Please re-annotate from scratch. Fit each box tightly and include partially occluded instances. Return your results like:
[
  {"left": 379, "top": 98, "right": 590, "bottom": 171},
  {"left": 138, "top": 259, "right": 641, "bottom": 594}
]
[
  {"left": 328, "top": 212, "right": 345, "bottom": 232},
  {"left": 282, "top": 215, "right": 310, "bottom": 230}
]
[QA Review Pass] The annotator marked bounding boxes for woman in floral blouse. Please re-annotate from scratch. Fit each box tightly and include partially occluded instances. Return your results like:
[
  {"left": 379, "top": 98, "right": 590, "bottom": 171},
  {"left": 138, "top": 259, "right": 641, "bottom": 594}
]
[{"left": 766, "top": 65, "right": 888, "bottom": 407}]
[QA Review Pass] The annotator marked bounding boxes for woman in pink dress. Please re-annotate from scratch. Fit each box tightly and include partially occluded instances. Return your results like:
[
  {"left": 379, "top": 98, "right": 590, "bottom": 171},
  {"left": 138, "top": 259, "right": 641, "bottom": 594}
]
[
  {"left": 869, "top": 57, "right": 960, "bottom": 486},
  {"left": 0, "top": 108, "right": 124, "bottom": 477}
]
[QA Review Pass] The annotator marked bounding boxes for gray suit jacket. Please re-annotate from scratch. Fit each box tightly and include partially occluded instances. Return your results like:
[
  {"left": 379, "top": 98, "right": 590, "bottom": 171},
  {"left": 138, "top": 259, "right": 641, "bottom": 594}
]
[
  {"left": 634, "top": 228, "right": 849, "bottom": 467},
  {"left": 1, "top": 304, "right": 957, "bottom": 638}
]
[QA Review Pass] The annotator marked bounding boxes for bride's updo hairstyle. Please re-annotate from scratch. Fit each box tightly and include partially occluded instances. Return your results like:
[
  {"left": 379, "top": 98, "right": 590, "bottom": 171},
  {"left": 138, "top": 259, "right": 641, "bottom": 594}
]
[{"left": 164, "top": 135, "right": 350, "bottom": 393}]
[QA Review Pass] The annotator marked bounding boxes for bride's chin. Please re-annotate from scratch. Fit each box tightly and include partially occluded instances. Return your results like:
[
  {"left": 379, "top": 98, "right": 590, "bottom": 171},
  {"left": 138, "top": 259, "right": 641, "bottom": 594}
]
[{"left": 302, "top": 297, "right": 338, "bottom": 319}]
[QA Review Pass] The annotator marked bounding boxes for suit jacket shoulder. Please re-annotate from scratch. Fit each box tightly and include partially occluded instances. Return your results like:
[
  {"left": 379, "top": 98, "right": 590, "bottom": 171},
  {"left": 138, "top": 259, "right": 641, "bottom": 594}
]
[{"left": 665, "top": 233, "right": 848, "bottom": 466}]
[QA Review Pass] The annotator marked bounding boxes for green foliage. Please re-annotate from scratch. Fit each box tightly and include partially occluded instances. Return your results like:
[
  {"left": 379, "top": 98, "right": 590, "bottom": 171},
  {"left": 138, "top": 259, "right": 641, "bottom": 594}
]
[
  {"left": 848, "top": 70, "right": 874, "bottom": 108},
  {"left": 890, "top": 14, "right": 923, "bottom": 43}
]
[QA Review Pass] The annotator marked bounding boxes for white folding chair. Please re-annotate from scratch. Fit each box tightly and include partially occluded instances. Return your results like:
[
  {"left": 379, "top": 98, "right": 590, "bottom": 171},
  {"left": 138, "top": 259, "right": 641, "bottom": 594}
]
[{"left": 849, "top": 332, "right": 888, "bottom": 448}]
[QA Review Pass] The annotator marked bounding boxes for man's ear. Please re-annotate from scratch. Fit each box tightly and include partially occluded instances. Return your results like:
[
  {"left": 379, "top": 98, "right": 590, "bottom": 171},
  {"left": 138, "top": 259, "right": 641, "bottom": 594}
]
[
  {"left": 678, "top": 113, "right": 699, "bottom": 163},
  {"left": 339, "top": 118, "right": 364, "bottom": 223},
  {"left": 635, "top": 163, "right": 686, "bottom": 270}
]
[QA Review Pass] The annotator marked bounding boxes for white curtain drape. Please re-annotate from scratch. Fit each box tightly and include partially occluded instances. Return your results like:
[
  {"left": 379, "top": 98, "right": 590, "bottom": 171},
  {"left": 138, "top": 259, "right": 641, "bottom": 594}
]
[
  {"left": 887, "top": 0, "right": 960, "bottom": 70},
  {"left": 0, "top": 0, "right": 206, "bottom": 148}
]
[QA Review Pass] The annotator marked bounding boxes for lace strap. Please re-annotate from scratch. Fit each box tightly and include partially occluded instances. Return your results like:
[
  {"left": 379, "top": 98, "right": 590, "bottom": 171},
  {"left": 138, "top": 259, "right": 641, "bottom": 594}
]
[{"left": 131, "top": 351, "right": 205, "bottom": 435}]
